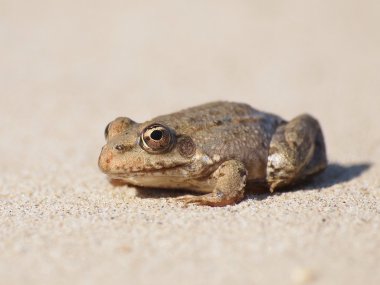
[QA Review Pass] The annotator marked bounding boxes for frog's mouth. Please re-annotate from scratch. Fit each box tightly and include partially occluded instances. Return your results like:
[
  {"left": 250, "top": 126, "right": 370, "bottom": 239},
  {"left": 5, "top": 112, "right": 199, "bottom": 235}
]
[{"left": 108, "top": 162, "right": 192, "bottom": 179}]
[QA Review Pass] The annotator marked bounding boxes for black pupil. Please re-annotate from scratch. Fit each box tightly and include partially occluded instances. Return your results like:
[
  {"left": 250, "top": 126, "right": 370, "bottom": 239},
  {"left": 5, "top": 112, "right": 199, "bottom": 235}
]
[{"left": 150, "top": 129, "right": 163, "bottom": 140}]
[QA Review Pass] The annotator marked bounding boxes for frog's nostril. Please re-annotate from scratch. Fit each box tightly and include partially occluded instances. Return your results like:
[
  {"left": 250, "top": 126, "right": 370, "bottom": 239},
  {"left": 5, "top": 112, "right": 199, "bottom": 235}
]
[{"left": 115, "top": 144, "right": 127, "bottom": 152}]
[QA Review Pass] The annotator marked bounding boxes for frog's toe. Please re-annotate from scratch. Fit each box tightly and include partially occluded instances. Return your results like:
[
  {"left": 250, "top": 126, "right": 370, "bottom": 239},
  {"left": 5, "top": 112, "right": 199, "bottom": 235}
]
[
  {"left": 175, "top": 195, "right": 203, "bottom": 206},
  {"left": 175, "top": 193, "right": 239, "bottom": 207}
]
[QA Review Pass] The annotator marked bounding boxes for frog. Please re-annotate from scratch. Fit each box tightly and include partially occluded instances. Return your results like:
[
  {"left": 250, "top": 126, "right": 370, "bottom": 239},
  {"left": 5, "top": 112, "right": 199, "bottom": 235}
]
[{"left": 98, "top": 101, "right": 327, "bottom": 206}]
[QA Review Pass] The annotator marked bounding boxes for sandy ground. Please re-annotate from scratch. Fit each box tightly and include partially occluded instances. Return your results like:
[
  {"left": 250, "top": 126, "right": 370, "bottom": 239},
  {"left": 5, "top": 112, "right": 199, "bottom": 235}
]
[{"left": 1, "top": 1, "right": 380, "bottom": 284}]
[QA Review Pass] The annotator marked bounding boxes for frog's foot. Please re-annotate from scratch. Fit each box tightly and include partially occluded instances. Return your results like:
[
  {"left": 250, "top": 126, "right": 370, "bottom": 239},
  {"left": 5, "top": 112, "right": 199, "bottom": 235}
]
[
  {"left": 176, "top": 160, "right": 247, "bottom": 207},
  {"left": 267, "top": 114, "right": 327, "bottom": 192}
]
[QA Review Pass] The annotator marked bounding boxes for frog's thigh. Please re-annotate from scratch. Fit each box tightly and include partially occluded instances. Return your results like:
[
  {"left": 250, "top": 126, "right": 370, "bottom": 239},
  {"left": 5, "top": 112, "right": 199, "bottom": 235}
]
[
  {"left": 176, "top": 160, "right": 247, "bottom": 206},
  {"left": 267, "top": 114, "right": 327, "bottom": 192}
]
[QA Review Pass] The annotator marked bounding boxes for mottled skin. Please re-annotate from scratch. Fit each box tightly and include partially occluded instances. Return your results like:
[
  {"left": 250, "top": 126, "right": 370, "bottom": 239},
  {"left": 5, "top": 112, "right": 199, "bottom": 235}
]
[{"left": 98, "top": 101, "right": 327, "bottom": 206}]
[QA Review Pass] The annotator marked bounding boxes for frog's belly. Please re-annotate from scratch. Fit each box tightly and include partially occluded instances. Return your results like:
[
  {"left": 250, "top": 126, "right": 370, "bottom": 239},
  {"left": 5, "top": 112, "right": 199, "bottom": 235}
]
[{"left": 121, "top": 175, "right": 213, "bottom": 193}]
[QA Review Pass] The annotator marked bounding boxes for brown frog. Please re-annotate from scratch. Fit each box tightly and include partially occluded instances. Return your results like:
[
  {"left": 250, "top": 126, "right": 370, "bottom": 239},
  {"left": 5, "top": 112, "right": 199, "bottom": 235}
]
[{"left": 98, "top": 101, "right": 327, "bottom": 206}]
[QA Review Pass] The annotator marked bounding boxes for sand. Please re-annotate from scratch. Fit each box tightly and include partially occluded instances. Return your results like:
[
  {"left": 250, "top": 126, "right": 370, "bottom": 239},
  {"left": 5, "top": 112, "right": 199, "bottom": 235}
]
[{"left": 1, "top": 1, "right": 379, "bottom": 284}]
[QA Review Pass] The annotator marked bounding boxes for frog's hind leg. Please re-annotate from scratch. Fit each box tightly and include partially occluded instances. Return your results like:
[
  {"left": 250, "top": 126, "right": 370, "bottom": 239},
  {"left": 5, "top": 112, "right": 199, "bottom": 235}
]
[{"left": 266, "top": 114, "right": 327, "bottom": 192}]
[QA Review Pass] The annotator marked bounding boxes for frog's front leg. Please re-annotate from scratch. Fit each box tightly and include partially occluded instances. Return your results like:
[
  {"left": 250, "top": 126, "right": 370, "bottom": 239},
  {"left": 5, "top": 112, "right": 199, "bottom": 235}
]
[{"left": 176, "top": 160, "right": 247, "bottom": 206}]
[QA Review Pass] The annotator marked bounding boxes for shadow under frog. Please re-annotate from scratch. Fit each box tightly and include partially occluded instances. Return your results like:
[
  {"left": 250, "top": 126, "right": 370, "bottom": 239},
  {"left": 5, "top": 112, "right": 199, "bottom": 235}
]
[{"left": 252, "top": 162, "right": 372, "bottom": 200}]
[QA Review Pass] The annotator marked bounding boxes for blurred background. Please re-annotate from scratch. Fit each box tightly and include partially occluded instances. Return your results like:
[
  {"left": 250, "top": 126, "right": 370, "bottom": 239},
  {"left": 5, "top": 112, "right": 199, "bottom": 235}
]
[
  {"left": 1, "top": 0, "right": 380, "bottom": 170},
  {"left": 1, "top": 1, "right": 379, "bottom": 284}
]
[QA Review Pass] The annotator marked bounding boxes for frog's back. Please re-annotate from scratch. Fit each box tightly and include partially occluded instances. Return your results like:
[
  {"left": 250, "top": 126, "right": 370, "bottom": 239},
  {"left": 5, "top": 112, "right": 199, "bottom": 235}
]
[
  {"left": 153, "top": 101, "right": 282, "bottom": 131},
  {"left": 153, "top": 101, "right": 285, "bottom": 181}
]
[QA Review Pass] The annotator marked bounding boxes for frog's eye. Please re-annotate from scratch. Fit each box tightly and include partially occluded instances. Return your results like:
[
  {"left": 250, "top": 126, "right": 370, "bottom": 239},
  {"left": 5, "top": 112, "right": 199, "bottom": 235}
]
[
  {"left": 104, "top": 122, "right": 111, "bottom": 139},
  {"left": 140, "top": 124, "right": 174, "bottom": 153}
]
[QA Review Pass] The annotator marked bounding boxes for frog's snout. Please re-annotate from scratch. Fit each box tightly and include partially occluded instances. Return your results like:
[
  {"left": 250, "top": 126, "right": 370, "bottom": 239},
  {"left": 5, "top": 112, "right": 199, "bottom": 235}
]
[
  {"left": 98, "top": 142, "right": 135, "bottom": 174},
  {"left": 98, "top": 145, "right": 114, "bottom": 173}
]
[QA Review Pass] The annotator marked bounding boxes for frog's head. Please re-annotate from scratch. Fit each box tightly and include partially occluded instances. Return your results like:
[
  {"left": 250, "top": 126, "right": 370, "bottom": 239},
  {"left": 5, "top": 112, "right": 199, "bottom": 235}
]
[{"left": 98, "top": 117, "right": 201, "bottom": 182}]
